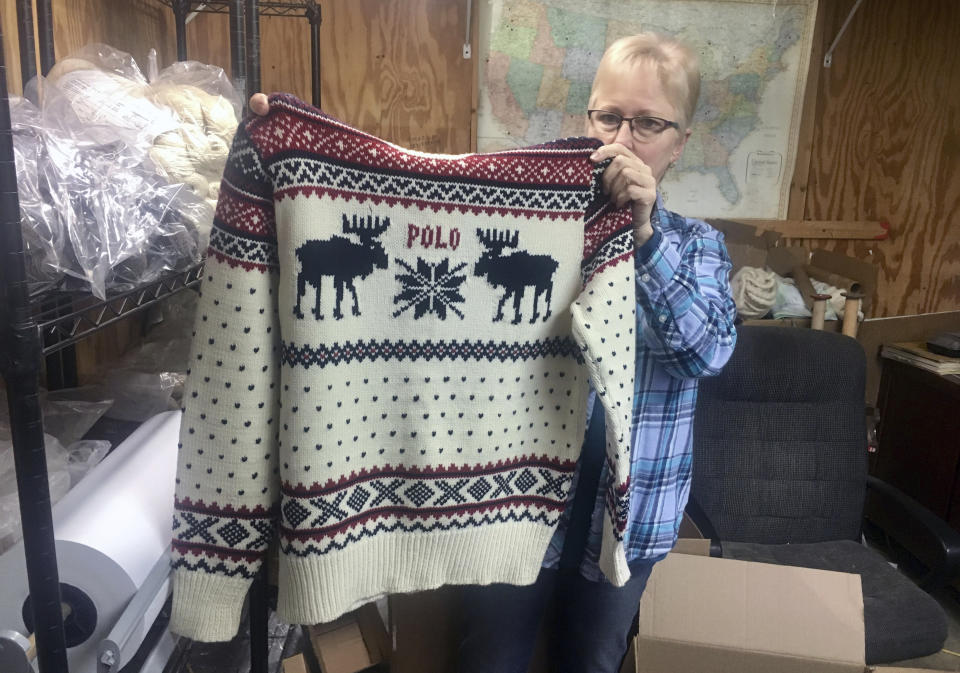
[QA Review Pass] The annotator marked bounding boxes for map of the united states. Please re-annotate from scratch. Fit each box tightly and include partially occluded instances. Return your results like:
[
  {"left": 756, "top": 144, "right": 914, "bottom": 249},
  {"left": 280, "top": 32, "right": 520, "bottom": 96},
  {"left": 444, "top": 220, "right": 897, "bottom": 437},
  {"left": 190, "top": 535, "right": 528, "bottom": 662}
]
[{"left": 478, "top": 0, "right": 818, "bottom": 219}]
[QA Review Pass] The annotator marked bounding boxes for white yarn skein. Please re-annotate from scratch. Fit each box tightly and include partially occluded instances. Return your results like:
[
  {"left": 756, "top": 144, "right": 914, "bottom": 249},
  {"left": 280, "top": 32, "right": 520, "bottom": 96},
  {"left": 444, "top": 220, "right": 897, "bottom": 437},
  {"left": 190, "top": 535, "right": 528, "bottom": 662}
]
[
  {"left": 180, "top": 123, "right": 211, "bottom": 158},
  {"left": 46, "top": 58, "right": 98, "bottom": 83},
  {"left": 149, "top": 143, "right": 196, "bottom": 181},
  {"left": 731, "top": 266, "right": 778, "bottom": 319},
  {"left": 183, "top": 173, "right": 210, "bottom": 197},
  {"left": 203, "top": 97, "right": 239, "bottom": 139},
  {"left": 147, "top": 82, "right": 237, "bottom": 219},
  {"left": 195, "top": 136, "right": 230, "bottom": 176},
  {"left": 150, "top": 84, "right": 206, "bottom": 127}
]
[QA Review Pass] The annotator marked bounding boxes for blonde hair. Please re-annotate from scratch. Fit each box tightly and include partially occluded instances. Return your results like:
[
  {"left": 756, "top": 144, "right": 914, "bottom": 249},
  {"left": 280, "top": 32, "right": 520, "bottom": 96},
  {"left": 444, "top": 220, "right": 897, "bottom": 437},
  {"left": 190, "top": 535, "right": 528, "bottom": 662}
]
[{"left": 590, "top": 33, "right": 701, "bottom": 130}]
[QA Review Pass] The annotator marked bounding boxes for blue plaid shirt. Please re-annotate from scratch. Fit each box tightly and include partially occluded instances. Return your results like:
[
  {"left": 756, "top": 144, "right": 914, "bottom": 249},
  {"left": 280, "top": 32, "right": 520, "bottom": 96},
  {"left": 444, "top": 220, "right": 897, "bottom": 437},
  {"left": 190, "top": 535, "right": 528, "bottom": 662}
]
[{"left": 544, "top": 194, "right": 738, "bottom": 580}]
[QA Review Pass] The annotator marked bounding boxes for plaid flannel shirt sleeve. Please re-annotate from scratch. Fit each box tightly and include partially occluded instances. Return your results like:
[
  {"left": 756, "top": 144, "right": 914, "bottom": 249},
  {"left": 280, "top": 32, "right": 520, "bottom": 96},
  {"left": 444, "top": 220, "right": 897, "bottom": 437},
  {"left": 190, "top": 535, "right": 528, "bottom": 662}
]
[{"left": 633, "top": 214, "right": 738, "bottom": 379}]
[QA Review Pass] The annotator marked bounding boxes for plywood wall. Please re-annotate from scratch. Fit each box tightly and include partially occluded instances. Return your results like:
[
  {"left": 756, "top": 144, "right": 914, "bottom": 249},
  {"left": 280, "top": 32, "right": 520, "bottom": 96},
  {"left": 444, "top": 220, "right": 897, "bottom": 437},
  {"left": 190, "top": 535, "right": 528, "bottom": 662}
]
[
  {"left": 1, "top": 0, "right": 176, "bottom": 93},
  {"left": 791, "top": 0, "right": 960, "bottom": 317},
  {"left": 187, "top": 0, "right": 475, "bottom": 153},
  {"left": 3, "top": 0, "right": 474, "bottom": 153}
]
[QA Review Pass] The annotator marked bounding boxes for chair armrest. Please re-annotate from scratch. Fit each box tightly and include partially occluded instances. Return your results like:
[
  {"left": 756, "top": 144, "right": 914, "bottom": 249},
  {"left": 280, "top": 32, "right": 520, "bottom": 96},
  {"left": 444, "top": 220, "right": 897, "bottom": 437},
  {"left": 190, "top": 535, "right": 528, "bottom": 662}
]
[
  {"left": 865, "top": 474, "right": 960, "bottom": 591},
  {"left": 682, "top": 497, "right": 723, "bottom": 558}
]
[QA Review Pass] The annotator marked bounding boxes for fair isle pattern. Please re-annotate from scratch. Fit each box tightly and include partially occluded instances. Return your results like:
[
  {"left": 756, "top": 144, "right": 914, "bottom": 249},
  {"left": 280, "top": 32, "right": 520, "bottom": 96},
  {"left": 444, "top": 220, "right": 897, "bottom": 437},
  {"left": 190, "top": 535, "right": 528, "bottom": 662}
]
[
  {"left": 171, "top": 93, "right": 638, "bottom": 642},
  {"left": 607, "top": 469, "right": 631, "bottom": 540},
  {"left": 280, "top": 455, "right": 574, "bottom": 556},
  {"left": 581, "top": 220, "right": 634, "bottom": 286},
  {"left": 279, "top": 336, "right": 583, "bottom": 368},
  {"left": 208, "top": 227, "right": 279, "bottom": 271},
  {"left": 259, "top": 96, "right": 605, "bottom": 220},
  {"left": 253, "top": 101, "right": 601, "bottom": 183},
  {"left": 272, "top": 157, "right": 598, "bottom": 217},
  {"left": 208, "top": 136, "right": 279, "bottom": 273},
  {"left": 173, "top": 499, "right": 276, "bottom": 578}
]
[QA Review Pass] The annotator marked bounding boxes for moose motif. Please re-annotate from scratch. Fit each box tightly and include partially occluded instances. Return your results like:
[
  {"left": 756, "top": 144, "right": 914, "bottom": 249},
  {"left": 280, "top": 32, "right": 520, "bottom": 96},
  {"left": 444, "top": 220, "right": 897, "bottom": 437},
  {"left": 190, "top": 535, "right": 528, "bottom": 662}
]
[
  {"left": 294, "top": 214, "right": 391, "bottom": 320},
  {"left": 474, "top": 229, "right": 559, "bottom": 324}
]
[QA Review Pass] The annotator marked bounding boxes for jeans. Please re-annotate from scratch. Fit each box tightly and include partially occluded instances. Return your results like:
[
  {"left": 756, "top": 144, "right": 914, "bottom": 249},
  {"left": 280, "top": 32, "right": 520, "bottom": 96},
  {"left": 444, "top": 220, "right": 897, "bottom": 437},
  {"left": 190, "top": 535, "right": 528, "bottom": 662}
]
[{"left": 457, "top": 560, "right": 655, "bottom": 673}]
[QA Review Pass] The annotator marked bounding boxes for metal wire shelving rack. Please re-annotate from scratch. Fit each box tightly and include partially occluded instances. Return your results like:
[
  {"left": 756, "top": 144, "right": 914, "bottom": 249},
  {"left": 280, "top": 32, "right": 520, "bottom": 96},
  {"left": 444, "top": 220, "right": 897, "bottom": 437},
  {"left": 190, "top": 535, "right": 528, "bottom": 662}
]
[
  {"left": 158, "top": 0, "right": 322, "bottom": 107},
  {"left": 0, "top": 1, "right": 321, "bottom": 671}
]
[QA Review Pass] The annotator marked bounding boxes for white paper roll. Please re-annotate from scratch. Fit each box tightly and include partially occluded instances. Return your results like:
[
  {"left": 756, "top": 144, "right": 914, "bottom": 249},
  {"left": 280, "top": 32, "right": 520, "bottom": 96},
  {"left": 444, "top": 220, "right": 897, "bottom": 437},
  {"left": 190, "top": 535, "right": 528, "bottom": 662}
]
[{"left": 0, "top": 410, "right": 180, "bottom": 672}]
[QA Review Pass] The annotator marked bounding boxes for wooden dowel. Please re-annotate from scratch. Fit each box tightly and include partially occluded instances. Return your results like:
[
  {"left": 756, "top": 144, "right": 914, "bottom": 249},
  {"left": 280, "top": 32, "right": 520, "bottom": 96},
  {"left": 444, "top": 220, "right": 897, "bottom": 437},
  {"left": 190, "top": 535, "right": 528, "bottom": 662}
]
[
  {"left": 810, "top": 293, "right": 832, "bottom": 330},
  {"left": 841, "top": 291, "right": 864, "bottom": 338}
]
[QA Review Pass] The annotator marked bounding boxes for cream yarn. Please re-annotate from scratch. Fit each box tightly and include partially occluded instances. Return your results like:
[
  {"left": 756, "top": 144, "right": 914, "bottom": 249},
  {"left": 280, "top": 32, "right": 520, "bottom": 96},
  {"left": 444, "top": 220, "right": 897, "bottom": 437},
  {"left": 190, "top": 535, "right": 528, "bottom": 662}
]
[
  {"left": 731, "top": 266, "right": 778, "bottom": 319},
  {"left": 146, "top": 83, "right": 237, "bottom": 208}
]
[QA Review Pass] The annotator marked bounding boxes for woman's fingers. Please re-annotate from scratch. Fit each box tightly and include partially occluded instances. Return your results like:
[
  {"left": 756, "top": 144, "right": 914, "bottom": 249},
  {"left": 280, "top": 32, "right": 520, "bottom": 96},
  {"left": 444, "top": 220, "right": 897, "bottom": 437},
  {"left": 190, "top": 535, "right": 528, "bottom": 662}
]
[
  {"left": 602, "top": 157, "right": 656, "bottom": 209},
  {"left": 249, "top": 93, "right": 269, "bottom": 116}
]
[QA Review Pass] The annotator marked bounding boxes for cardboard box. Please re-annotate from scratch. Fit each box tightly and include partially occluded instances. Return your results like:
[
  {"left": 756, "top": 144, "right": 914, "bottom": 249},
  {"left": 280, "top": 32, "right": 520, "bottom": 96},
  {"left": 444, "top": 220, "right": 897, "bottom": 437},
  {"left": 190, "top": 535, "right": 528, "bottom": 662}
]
[
  {"left": 708, "top": 218, "right": 782, "bottom": 271},
  {"left": 709, "top": 219, "right": 879, "bottom": 316},
  {"left": 634, "top": 551, "right": 952, "bottom": 673},
  {"left": 308, "top": 602, "right": 389, "bottom": 673},
  {"left": 282, "top": 653, "right": 311, "bottom": 673}
]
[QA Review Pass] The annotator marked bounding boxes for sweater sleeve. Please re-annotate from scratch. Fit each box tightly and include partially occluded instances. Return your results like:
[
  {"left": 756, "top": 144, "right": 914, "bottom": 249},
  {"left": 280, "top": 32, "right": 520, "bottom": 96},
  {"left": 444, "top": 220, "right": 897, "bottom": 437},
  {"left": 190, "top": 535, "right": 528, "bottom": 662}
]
[
  {"left": 170, "top": 121, "right": 281, "bottom": 642},
  {"left": 569, "top": 193, "right": 638, "bottom": 587},
  {"left": 633, "top": 217, "right": 737, "bottom": 379}
]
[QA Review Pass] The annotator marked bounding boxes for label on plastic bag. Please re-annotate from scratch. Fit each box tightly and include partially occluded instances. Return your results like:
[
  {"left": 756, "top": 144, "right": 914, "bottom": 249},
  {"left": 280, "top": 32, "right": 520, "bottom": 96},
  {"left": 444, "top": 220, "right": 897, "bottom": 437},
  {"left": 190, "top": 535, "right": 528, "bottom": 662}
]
[{"left": 58, "top": 69, "right": 179, "bottom": 140}]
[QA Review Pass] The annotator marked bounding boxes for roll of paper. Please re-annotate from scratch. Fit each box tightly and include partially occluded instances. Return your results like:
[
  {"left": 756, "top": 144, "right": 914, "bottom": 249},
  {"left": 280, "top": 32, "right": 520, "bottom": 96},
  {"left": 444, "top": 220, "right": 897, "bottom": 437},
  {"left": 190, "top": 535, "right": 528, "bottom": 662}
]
[{"left": 0, "top": 411, "right": 180, "bottom": 672}]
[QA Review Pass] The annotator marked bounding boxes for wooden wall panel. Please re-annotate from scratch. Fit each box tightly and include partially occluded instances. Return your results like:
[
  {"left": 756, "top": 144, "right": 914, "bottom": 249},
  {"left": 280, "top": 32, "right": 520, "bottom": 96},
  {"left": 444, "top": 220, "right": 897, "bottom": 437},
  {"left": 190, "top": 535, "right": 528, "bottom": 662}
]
[
  {"left": 310, "top": 0, "right": 383, "bottom": 136},
  {"left": 1, "top": 0, "right": 176, "bottom": 93},
  {"left": 184, "top": 12, "right": 229, "bottom": 75},
  {"left": 188, "top": 0, "right": 475, "bottom": 153},
  {"left": 3, "top": 1, "right": 475, "bottom": 150},
  {"left": 375, "top": 0, "right": 472, "bottom": 153},
  {"left": 795, "top": 0, "right": 960, "bottom": 317},
  {"left": 52, "top": 0, "right": 176, "bottom": 72},
  {"left": 1, "top": 1, "right": 29, "bottom": 94}
]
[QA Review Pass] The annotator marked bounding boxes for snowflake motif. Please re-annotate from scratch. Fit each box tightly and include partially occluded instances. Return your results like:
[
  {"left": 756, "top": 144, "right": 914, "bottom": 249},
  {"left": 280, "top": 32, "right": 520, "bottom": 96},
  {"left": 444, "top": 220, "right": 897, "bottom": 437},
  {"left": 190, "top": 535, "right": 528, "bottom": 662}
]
[{"left": 392, "top": 257, "right": 467, "bottom": 320}]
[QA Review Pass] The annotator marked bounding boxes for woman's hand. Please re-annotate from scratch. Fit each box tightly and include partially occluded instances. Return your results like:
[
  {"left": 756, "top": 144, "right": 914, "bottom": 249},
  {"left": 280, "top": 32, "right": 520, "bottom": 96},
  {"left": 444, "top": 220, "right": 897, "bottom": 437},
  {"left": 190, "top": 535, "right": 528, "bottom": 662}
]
[
  {"left": 590, "top": 144, "right": 657, "bottom": 246},
  {"left": 250, "top": 93, "right": 270, "bottom": 116}
]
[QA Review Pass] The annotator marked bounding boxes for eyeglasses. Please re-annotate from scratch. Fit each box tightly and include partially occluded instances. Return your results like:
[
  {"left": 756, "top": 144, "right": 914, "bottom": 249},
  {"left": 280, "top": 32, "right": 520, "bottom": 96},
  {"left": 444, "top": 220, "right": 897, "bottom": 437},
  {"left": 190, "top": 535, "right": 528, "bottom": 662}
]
[{"left": 587, "top": 110, "right": 679, "bottom": 141}]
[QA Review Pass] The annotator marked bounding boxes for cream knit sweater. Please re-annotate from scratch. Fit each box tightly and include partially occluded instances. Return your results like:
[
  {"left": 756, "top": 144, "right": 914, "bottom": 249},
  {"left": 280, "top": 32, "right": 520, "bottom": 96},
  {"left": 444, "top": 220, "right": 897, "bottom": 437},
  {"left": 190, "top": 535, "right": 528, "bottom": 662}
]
[{"left": 171, "top": 94, "right": 636, "bottom": 641}]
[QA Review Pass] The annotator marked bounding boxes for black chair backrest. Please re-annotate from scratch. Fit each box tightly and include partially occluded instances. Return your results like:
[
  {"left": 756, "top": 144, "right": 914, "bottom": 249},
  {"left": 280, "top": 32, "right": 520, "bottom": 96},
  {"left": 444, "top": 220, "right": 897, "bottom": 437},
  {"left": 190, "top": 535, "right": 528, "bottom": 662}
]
[{"left": 691, "top": 326, "right": 868, "bottom": 544}]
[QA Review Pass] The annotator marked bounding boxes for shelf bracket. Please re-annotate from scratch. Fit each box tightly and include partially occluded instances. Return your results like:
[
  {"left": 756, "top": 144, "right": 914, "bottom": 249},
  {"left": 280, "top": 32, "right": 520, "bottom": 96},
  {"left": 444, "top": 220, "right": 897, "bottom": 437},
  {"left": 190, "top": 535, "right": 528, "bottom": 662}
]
[
  {"left": 824, "top": 0, "right": 865, "bottom": 68},
  {"left": 463, "top": 0, "right": 472, "bottom": 59}
]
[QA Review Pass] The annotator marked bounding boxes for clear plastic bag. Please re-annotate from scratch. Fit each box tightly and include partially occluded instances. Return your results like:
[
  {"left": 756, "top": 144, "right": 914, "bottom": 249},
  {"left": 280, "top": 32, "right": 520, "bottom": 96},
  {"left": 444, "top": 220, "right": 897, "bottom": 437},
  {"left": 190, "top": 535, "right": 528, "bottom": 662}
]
[
  {"left": 149, "top": 56, "right": 242, "bottom": 121},
  {"left": 13, "top": 43, "right": 215, "bottom": 299},
  {"left": 40, "top": 387, "right": 115, "bottom": 448},
  {"left": 48, "top": 42, "right": 150, "bottom": 86},
  {"left": 41, "top": 43, "right": 178, "bottom": 148},
  {"left": 0, "top": 432, "right": 73, "bottom": 555},
  {"left": 93, "top": 371, "right": 183, "bottom": 422},
  {"left": 11, "top": 96, "right": 65, "bottom": 294},
  {"left": 33, "top": 104, "right": 205, "bottom": 298},
  {"left": 64, "top": 440, "right": 111, "bottom": 487},
  {"left": 0, "top": 388, "right": 113, "bottom": 554},
  {"left": 144, "top": 56, "right": 241, "bottom": 234},
  {"left": 93, "top": 322, "right": 194, "bottom": 422}
]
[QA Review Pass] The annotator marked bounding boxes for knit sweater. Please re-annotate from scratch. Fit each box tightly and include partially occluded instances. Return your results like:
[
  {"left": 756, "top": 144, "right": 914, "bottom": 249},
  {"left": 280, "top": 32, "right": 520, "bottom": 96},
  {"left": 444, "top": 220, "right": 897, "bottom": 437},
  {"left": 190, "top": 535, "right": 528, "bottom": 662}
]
[{"left": 171, "top": 94, "right": 636, "bottom": 641}]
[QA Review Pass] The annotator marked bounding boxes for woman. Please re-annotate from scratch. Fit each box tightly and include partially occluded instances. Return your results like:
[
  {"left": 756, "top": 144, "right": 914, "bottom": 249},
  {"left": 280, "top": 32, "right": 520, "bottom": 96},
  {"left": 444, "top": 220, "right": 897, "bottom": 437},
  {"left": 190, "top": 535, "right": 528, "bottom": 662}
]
[{"left": 248, "top": 32, "right": 736, "bottom": 673}]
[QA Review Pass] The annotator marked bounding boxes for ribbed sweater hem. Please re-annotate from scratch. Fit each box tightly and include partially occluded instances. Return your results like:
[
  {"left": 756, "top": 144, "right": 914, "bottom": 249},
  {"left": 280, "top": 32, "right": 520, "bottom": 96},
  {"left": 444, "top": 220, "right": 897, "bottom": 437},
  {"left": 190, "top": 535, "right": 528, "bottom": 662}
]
[
  {"left": 170, "top": 570, "right": 252, "bottom": 642},
  {"left": 277, "top": 521, "right": 553, "bottom": 625}
]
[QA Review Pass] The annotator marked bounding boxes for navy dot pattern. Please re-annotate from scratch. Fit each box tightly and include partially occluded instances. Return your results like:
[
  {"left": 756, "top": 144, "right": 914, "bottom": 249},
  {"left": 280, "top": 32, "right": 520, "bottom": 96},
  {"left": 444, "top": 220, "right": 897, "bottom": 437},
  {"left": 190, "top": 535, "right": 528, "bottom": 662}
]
[{"left": 570, "top": 263, "right": 638, "bottom": 546}]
